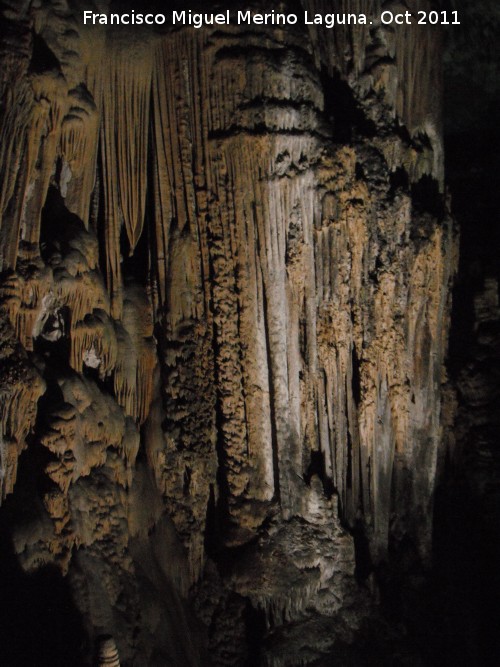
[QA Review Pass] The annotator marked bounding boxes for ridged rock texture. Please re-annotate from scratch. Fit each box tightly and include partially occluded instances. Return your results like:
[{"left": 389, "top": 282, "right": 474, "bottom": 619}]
[
  {"left": 97, "top": 635, "right": 121, "bottom": 667},
  {"left": 0, "top": 1, "right": 459, "bottom": 665}
]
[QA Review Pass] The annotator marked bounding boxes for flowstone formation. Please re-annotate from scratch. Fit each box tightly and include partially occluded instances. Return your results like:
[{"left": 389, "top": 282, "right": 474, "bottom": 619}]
[{"left": 0, "top": 1, "right": 457, "bottom": 665}]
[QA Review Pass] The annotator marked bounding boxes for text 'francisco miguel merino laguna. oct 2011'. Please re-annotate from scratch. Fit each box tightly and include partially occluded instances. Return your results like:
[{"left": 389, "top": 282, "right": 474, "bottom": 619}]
[{"left": 82, "top": 9, "right": 461, "bottom": 28}]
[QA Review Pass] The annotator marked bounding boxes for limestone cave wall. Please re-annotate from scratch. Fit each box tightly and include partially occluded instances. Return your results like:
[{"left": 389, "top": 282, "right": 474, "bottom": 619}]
[{"left": 0, "top": 1, "right": 461, "bottom": 665}]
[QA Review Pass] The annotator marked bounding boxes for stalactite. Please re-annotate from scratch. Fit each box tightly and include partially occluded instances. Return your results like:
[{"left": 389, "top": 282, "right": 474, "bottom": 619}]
[
  {"left": 71, "top": 310, "right": 117, "bottom": 377},
  {"left": 0, "top": 312, "right": 45, "bottom": 501},
  {"left": 113, "top": 284, "right": 156, "bottom": 424},
  {"left": 0, "top": 12, "right": 34, "bottom": 270},
  {"left": 60, "top": 83, "right": 100, "bottom": 225},
  {"left": 147, "top": 31, "right": 218, "bottom": 580},
  {"left": 96, "top": 36, "right": 154, "bottom": 318},
  {"left": 302, "top": 0, "right": 444, "bottom": 183}
]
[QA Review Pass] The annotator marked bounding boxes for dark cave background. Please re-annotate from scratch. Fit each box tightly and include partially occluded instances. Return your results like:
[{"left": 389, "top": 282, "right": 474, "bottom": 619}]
[{"left": 433, "top": 1, "right": 500, "bottom": 663}]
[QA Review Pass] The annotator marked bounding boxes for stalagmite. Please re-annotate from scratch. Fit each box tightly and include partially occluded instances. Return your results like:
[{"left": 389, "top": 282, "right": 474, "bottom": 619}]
[{"left": 97, "top": 636, "right": 120, "bottom": 667}]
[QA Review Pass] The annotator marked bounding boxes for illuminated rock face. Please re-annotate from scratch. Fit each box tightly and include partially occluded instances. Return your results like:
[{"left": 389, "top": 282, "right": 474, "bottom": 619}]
[{"left": 0, "top": 1, "right": 456, "bottom": 665}]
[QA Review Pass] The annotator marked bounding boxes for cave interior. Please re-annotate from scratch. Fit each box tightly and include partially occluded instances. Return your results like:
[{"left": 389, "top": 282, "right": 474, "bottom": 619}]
[{"left": 0, "top": 1, "right": 499, "bottom": 665}]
